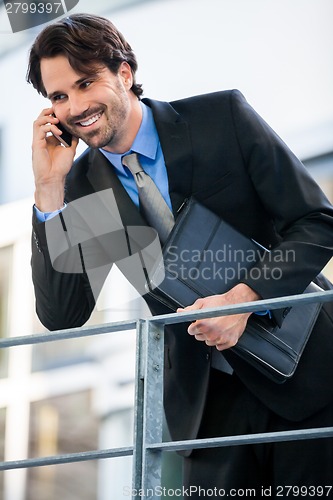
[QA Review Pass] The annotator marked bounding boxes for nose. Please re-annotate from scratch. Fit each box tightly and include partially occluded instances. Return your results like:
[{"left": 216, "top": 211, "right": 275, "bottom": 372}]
[{"left": 68, "top": 93, "right": 89, "bottom": 119}]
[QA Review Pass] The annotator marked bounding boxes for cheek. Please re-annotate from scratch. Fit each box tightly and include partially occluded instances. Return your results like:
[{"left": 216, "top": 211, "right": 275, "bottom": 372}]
[{"left": 52, "top": 104, "right": 69, "bottom": 123}]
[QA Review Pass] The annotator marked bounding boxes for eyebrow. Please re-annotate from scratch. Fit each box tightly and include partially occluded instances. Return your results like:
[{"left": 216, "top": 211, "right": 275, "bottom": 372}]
[{"left": 47, "top": 75, "right": 93, "bottom": 100}]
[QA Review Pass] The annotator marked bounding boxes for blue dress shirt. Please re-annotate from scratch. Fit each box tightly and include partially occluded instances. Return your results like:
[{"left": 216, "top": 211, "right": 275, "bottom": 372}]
[{"left": 99, "top": 101, "right": 173, "bottom": 211}]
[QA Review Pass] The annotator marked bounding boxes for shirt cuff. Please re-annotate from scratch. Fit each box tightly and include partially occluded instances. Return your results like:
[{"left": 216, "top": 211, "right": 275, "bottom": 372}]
[
  {"left": 254, "top": 310, "right": 272, "bottom": 318},
  {"left": 34, "top": 203, "right": 67, "bottom": 222}
]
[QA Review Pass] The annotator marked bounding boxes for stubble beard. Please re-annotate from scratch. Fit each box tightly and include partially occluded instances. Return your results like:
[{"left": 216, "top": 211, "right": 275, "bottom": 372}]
[
  {"left": 74, "top": 84, "right": 129, "bottom": 150},
  {"left": 83, "top": 120, "right": 117, "bottom": 149},
  {"left": 74, "top": 108, "right": 125, "bottom": 149}
]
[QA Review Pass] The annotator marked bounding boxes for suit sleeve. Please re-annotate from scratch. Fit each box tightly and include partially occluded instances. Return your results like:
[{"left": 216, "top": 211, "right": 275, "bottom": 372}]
[
  {"left": 31, "top": 209, "right": 97, "bottom": 330},
  {"left": 229, "top": 90, "right": 333, "bottom": 322},
  {"left": 31, "top": 192, "right": 147, "bottom": 330}
]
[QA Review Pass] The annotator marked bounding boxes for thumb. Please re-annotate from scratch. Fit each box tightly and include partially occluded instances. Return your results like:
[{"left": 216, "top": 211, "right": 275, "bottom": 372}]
[{"left": 177, "top": 299, "right": 204, "bottom": 313}]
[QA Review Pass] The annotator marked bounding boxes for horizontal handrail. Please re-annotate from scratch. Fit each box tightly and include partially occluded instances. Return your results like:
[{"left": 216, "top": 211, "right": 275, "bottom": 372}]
[
  {"left": 0, "top": 319, "right": 137, "bottom": 348},
  {"left": 1, "top": 289, "right": 333, "bottom": 348},
  {"left": 0, "top": 446, "right": 133, "bottom": 471},
  {"left": 151, "top": 289, "right": 333, "bottom": 325},
  {"left": 148, "top": 426, "right": 333, "bottom": 452},
  {"left": 1, "top": 426, "right": 332, "bottom": 472}
]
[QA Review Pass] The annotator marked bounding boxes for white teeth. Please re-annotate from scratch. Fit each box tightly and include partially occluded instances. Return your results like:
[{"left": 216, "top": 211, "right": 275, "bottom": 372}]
[{"left": 79, "top": 112, "right": 102, "bottom": 127}]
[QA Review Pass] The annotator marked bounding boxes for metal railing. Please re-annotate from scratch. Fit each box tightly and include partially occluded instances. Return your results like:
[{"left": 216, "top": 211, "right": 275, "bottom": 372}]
[{"left": 1, "top": 288, "right": 333, "bottom": 498}]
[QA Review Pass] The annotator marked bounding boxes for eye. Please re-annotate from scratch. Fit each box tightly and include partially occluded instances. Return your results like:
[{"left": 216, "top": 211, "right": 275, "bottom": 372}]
[
  {"left": 80, "top": 80, "right": 92, "bottom": 89},
  {"left": 51, "top": 94, "right": 67, "bottom": 103}
]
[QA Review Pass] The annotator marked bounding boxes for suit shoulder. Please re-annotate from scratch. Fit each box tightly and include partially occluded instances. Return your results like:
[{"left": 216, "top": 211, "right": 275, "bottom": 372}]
[
  {"left": 165, "top": 90, "right": 248, "bottom": 124},
  {"left": 170, "top": 89, "right": 246, "bottom": 109},
  {"left": 72, "top": 146, "right": 92, "bottom": 168},
  {"left": 65, "top": 147, "right": 94, "bottom": 202},
  {"left": 66, "top": 147, "right": 91, "bottom": 185}
]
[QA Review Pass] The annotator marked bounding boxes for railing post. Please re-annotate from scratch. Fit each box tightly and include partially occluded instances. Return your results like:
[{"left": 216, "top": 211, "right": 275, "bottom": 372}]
[
  {"left": 132, "top": 319, "right": 146, "bottom": 497},
  {"left": 141, "top": 320, "right": 165, "bottom": 497}
]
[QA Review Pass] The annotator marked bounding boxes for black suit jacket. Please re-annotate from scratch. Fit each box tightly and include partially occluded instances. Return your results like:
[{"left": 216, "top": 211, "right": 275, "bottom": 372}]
[{"left": 32, "top": 90, "right": 333, "bottom": 444}]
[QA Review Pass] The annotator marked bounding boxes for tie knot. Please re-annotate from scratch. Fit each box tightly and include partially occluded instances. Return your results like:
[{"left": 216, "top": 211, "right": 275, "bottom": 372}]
[{"left": 122, "top": 153, "right": 143, "bottom": 176}]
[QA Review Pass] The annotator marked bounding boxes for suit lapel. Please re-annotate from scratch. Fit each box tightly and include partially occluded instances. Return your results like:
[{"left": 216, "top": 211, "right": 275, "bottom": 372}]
[{"left": 143, "top": 98, "right": 193, "bottom": 214}]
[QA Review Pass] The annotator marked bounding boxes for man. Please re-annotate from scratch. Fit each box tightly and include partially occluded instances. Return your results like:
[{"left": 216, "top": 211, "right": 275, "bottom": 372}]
[{"left": 27, "top": 13, "right": 333, "bottom": 497}]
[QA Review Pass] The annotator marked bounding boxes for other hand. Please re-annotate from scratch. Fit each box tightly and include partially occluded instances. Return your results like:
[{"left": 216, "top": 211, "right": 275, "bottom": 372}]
[{"left": 177, "top": 283, "right": 260, "bottom": 351}]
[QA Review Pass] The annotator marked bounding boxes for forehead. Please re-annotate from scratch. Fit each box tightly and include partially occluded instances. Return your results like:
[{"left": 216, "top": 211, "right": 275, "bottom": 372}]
[
  {"left": 40, "top": 55, "right": 107, "bottom": 95},
  {"left": 40, "top": 55, "right": 83, "bottom": 93}
]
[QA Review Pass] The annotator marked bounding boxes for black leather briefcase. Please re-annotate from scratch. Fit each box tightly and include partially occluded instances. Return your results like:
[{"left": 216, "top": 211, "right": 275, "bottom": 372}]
[{"left": 147, "top": 198, "right": 322, "bottom": 383}]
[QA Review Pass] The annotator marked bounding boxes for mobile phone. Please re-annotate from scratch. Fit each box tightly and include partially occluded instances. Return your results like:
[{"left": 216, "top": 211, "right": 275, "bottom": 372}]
[{"left": 52, "top": 115, "right": 72, "bottom": 147}]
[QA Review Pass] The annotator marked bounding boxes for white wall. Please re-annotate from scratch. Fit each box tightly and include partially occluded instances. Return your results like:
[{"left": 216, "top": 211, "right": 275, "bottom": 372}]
[{"left": 0, "top": 0, "right": 332, "bottom": 205}]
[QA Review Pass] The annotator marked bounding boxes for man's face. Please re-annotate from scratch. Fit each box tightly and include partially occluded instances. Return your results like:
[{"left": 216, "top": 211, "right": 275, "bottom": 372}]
[{"left": 40, "top": 55, "right": 133, "bottom": 152}]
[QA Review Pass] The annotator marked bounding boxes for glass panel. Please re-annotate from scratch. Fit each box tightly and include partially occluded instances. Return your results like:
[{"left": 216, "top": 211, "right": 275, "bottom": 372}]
[
  {"left": 27, "top": 391, "right": 99, "bottom": 500},
  {"left": 0, "top": 245, "right": 12, "bottom": 378},
  {"left": 32, "top": 336, "right": 94, "bottom": 372}
]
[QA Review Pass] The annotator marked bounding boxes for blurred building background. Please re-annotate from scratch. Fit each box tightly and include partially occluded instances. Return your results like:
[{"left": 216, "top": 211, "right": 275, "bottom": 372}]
[{"left": 0, "top": 0, "right": 332, "bottom": 498}]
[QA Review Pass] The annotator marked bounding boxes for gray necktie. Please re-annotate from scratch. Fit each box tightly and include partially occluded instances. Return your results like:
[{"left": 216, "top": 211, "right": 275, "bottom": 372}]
[{"left": 122, "top": 153, "right": 175, "bottom": 243}]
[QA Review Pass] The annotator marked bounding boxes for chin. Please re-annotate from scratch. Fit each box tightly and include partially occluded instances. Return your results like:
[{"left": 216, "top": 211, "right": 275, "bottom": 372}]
[{"left": 84, "top": 131, "right": 114, "bottom": 149}]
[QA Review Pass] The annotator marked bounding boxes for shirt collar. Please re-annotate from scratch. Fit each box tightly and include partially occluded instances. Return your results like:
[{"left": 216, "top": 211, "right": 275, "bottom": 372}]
[{"left": 130, "top": 101, "right": 159, "bottom": 160}]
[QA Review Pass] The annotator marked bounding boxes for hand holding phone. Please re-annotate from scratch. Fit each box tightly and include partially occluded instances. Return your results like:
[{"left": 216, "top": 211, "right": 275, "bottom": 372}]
[
  {"left": 52, "top": 114, "right": 72, "bottom": 147},
  {"left": 32, "top": 107, "right": 79, "bottom": 212}
]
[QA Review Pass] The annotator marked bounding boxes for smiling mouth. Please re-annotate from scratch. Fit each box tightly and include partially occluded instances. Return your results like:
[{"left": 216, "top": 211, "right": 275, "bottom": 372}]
[{"left": 77, "top": 112, "right": 103, "bottom": 127}]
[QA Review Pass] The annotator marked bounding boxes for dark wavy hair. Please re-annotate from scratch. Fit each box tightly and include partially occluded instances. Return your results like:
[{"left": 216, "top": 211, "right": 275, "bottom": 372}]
[{"left": 26, "top": 13, "right": 143, "bottom": 98}]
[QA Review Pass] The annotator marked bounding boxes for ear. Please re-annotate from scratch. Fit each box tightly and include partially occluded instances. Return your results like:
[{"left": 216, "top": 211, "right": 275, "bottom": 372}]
[{"left": 119, "top": 61, "right": 133, "bottom": 90}]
